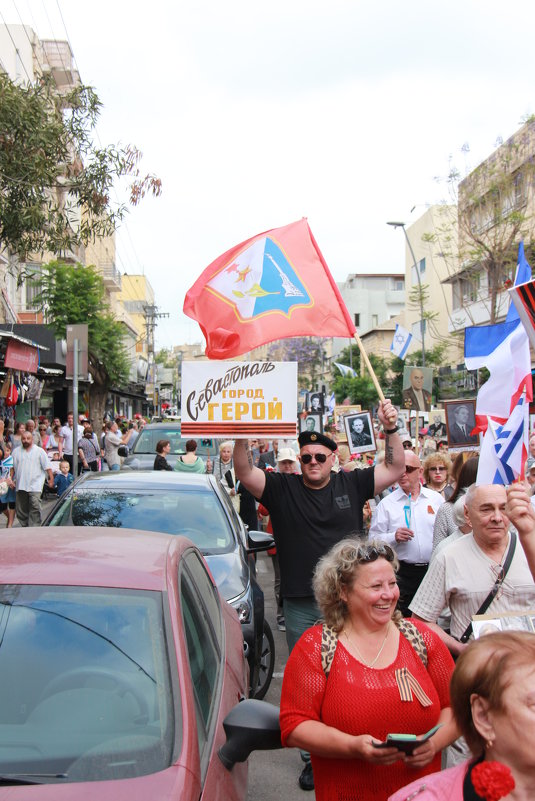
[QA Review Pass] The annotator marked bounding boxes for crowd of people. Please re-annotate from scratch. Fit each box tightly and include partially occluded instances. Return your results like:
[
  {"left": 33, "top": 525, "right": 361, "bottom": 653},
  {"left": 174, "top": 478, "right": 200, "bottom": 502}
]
[
  {"left": 0, "top": 411, "right": 146, "bottom": 527},
  {"left": 3, "top": 401, "right": 535, "bottom": 801},
  {"left": 226, "top": 404, "right": 535, "bottom": 800}
]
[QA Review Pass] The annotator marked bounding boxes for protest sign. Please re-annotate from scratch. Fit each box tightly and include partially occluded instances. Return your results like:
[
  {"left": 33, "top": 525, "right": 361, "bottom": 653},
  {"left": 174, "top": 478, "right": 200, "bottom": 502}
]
[{"left": 181, "top": 361, "right": 298, "bottom": 438}]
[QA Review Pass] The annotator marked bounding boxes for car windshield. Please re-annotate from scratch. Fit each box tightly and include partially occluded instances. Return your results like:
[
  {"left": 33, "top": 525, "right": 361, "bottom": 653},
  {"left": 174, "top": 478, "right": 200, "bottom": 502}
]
[
  {"left": 132, "top": 429, "right": 187, "bottom": 454},
  {"left": 47, "top": 488, "right": 234, "bottom": 553},
  {"left": 0, "top": 584, "right": 175, "bottom": 783}
]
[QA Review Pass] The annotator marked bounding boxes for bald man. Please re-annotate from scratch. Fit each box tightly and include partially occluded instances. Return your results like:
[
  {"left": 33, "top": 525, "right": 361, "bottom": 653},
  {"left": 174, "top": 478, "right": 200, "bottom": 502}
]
[{"left": 410, "top": 484, "right": 535, "bottom": 656}]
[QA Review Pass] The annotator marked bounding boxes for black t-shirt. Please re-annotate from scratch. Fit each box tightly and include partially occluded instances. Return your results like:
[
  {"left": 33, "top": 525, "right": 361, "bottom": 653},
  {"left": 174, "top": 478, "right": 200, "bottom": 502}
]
[{"left": 260, "top": 468, "right": 375, "bottom": 599}]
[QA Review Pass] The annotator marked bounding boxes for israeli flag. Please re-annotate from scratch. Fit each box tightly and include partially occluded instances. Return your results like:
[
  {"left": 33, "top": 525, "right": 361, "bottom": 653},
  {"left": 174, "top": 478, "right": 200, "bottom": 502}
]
[
  {"left": 390, "top": 324, "right": 413, "bottom": 359},
  {"left": 477, "top": 395, "right": 528, "bottom": 485},
  {"left": 334, "top": 362, "right": 357, "bottom": 378}
]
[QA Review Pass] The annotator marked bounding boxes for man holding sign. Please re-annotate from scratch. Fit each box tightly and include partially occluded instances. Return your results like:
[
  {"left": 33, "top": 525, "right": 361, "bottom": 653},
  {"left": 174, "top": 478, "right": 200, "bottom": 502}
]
[{"left": 234, "top": 398, "right": 403, "bottom": 649}]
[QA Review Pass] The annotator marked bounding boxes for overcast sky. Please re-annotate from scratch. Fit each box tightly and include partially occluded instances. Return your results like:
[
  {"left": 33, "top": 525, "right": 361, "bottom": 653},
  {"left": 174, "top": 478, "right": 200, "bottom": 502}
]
[{"left": 2, "top": 1, "right": 535, "bottom": 348}]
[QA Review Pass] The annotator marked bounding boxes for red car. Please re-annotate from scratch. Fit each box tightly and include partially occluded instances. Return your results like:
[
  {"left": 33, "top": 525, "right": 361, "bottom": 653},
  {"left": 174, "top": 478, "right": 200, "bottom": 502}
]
[{"left": 0, "top": 527, "right": 280, "bottom": 797}]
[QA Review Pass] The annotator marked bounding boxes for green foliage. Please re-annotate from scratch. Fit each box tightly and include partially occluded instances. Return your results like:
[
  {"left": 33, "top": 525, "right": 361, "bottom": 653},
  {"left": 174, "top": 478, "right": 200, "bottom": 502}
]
[
  {"left": 0, "top": 73, "right": 161, "bottom": 259},
  {"left": 331, "top": 353, "right": 391, "bottom": 409},
  {"left": 155, "top": 348, "right": 178, "bottom": 368},
  {"left": 332, "top": 343, "right": 361, "bottom": 372},
  {"left": 32, "top": 261, "right": 130, "bottom": 386}
]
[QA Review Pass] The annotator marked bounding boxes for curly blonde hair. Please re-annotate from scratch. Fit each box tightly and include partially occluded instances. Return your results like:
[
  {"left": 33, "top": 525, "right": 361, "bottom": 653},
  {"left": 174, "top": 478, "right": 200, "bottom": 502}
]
[
  {"left": 312, "top": 538, "right": 399, "bottom": 631},
  {"left": 422, "top": 452, "right": 452, "bottom": 485}
]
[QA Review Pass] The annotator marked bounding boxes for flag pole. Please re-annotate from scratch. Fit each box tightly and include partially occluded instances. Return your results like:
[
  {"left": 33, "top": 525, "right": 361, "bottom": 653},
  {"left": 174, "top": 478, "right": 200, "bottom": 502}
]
[{"left": 352, "top": 332, "right": 385, "bottom": 402}]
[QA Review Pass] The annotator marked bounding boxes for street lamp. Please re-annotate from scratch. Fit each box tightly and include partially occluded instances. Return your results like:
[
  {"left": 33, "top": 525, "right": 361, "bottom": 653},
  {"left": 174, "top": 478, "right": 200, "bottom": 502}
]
[{"left": 387, "top": 221, "right": 426, "bottom": 367}]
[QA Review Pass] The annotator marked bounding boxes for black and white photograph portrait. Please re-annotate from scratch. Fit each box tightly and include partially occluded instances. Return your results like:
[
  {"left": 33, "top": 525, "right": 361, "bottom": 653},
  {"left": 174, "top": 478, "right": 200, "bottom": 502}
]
[
  {"left": 308, "top": 392, "right": 324, "bottom": 413},
  {"left": 344, "top": 412, "right": 376, "bottom": 455},
  {"left": 299, "top": 412, "right": 323, "bottom": 434},
  {"left": 445, "top": 400, "right": 479, "bottom": 448}
]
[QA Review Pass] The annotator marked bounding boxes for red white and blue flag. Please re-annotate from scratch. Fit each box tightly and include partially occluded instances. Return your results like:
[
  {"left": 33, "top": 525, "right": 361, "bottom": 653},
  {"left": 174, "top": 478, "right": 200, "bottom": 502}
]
[
  {"left": 477, "top": 394, "right": 529, "bottom": 485},
  {"left": 183, "top": 219, "right": 355, "bottom": 359},
  {"left": 464, "top": 242, "right": 533, "bottom": 484}
]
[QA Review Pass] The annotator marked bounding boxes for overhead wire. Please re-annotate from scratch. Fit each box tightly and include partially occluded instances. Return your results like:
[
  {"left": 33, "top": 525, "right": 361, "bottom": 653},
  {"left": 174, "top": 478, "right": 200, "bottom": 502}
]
[{"left": 0, "top": 5, "right": 32, "bottom": 82}]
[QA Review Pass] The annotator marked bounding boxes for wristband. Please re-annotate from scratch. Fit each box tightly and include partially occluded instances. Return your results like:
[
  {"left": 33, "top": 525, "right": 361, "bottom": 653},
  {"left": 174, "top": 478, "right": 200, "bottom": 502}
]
[{"left": 383, "top": 427, "right": 398, "bottom": 435}]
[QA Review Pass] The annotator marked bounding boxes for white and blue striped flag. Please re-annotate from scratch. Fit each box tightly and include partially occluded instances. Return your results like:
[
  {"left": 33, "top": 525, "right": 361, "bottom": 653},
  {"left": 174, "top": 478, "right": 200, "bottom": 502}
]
[
  {"left": 477, "top": 394, "right": 528, "bottom": 485},
  {"left": 334, "top": 362, "right": 357, "bottom": 378},
  {"left": 390, "top": 324, "right": 413, "bottom": 360}
]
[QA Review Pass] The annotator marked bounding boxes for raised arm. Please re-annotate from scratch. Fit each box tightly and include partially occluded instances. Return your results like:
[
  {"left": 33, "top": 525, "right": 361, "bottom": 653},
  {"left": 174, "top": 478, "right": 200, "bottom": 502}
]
[
  {"left": 506, "top": 483, "right": 535, "bottom": 581},
  {"left": 373, "top": 400, "right": 405, "bottom": 496},
  {"left": 233, "top": 439, "right": 267, "bottom": 500}
]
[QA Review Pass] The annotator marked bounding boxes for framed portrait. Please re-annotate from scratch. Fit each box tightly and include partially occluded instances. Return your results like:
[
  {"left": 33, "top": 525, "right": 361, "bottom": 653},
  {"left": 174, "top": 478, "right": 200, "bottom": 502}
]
[
  {"left": 308, "top": 391, "right": 324, "bottom": 413},
  {"left": 427, "top": 409, "right": 447, "bottom": 439},
  {"left": 396, "top": 408, "right": 409, "bottom": 431},
  {"left": 407, "top": 410, "right": 428, "bottom": 438},
  {"left": 344, "top": 412, "right": 376, "bottom": 455},
  {"left": 333, "top": 404, "right": 361, "bottom": 440},
  {"left": 299, "top": 412, "right": 323, "bottom": 435},
  {"left": 402, "top": 366, "right": 434, "bottom": 412},
  {"left": 445, "top": 399, "right": 480, "bottom": 449}
]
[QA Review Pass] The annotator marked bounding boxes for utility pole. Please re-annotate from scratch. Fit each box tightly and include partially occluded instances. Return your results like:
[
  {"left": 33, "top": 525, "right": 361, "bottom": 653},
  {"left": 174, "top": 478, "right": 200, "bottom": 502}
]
[
  {"left": 387, "top": 221, "right": 426, "bottom": 366},
  {"left": 144, "top": 305, "right": 169, "bottom": 416}
]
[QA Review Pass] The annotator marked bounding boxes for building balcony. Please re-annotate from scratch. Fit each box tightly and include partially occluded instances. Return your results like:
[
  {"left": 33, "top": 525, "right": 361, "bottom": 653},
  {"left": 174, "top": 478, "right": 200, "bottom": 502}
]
[
  {"left": 40, "top": 40, "right": 80, "bottom": 92},
  {"left": 100, "top": 263, "right": 122, "bottom": 292}
]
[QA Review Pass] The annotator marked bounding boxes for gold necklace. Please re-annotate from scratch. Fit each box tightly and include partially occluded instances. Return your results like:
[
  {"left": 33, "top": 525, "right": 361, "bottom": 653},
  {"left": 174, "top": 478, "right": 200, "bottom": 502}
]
[{"left": 343, "top": 622, "right": 391, "bottom": 668}]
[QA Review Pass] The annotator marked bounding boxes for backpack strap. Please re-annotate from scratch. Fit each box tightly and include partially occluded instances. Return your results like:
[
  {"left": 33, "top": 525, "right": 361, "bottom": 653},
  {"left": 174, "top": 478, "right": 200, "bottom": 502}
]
[
  {"left": 395, "top": 618, "right": 428, "bottom": 667},
  {"left": 321, "top": 624, "right": 339, "bottom": 677}
]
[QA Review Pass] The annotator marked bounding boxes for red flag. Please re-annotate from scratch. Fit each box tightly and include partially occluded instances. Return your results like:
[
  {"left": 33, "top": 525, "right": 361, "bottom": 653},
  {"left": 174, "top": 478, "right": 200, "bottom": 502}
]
[{"left": 183, "top": 219, "right": 355, "bottom": 359}]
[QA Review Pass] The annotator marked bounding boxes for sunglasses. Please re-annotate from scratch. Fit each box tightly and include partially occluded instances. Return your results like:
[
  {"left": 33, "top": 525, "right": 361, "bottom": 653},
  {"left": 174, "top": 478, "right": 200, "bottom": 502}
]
[
  {"left": 429, "top": 466, "right": 446, "bottom": 472},
  {"left": 402, "top": 441, "right": 413, "bottom": 449},
  {"left": 301, "top": 452, "right": 328, "bottom": 464},
  {"left": 404, "top": 465, "right": 419, "bottom": 473},
  {"left": 349, "top": 543, "right": 396, "bottom": 564}
]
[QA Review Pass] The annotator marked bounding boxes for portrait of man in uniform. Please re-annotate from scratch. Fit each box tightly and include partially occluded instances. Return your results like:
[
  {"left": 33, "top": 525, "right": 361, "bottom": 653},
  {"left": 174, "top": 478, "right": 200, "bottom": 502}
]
[
  {"left": 344, "top": 412, "right": 376, "bottom": 455},
  {"left": 402, "top": 366, "right": 433, "bottom": 412}
]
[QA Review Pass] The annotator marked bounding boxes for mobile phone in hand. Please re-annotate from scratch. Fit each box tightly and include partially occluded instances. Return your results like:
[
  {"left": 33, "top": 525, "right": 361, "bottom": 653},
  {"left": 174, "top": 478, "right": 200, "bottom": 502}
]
[{"left": 372, "top": 724, "right": 442, "bottom": 755}]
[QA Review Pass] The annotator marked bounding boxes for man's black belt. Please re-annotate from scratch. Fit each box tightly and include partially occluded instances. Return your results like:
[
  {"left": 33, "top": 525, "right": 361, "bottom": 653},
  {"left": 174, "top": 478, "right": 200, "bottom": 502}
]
[{"left": 399, "top": 560, "right": 428, "bottom": 569}]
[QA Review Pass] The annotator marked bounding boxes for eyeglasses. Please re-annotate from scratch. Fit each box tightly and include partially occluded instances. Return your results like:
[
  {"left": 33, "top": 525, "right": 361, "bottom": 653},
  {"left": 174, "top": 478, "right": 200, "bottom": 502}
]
[
  {"left": 402, "top": 441, "right": 413, "bottom": 449},
  {"left": 404, "top": 465, "right": 419, "bottom": 473},
  {"left": 300, "top": 452, "right": 328, "bottom": 464}
]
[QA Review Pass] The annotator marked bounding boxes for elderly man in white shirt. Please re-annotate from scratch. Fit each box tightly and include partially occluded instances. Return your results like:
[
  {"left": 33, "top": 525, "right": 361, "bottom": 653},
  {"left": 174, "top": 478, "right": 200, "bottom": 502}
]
[
  {"left": 410, "top": 483, "right": 535, "bottom": 656},
  {"left": 11, "top": 430, "right": 54, "bottom": 526},
  {"left": 369, "top": 448, "right": 444, "bottom": 616}
]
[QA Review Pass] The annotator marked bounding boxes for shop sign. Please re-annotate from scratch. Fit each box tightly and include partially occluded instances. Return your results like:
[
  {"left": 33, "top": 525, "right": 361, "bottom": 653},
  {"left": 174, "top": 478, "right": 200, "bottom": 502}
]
[{"left": 4, "top": 339, "right": 39, "bottom": 372}]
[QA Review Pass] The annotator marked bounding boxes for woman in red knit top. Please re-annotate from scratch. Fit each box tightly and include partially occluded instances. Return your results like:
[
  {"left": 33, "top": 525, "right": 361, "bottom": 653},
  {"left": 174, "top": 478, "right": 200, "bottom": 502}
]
[{"left": 279, "top": 539, "right": 457, "bottom": 801}]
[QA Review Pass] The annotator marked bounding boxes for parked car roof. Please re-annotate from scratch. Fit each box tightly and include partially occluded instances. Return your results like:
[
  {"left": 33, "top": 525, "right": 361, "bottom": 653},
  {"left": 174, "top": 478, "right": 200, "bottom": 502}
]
[{"left": 0, "top": 526, "right": 186, "bottom": 591}]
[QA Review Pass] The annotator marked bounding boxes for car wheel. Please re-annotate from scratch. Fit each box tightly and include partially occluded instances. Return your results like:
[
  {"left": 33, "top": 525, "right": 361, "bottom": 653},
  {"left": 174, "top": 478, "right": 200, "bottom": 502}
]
[{"left": 253, "top": 619, "right": 275, "bottom": 700}]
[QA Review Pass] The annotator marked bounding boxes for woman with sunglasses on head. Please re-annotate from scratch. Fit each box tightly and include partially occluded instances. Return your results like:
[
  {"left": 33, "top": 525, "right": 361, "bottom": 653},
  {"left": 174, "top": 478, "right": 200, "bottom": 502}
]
[
  {"left": 423, "top": 453, "right": 453, "bottom": 500},
  {"left": 280, "top": 538, "right": 457, "bottom": 801}
]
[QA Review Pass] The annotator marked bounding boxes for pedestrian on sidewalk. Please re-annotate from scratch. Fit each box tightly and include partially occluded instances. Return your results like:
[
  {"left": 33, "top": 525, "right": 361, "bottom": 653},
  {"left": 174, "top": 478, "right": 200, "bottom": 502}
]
[{"left": 11, "top": 431, "right": 54, "bottom": 526}]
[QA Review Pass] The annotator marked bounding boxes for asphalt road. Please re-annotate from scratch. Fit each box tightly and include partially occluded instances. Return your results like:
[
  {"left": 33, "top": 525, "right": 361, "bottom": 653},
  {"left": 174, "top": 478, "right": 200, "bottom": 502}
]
[{"left": 247, "top": 553, "right": 316, "bottom": 800}]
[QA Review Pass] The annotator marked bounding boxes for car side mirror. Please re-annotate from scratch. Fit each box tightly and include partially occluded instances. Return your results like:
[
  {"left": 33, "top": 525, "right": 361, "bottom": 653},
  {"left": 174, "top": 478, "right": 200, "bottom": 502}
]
[
  {"left": 117, "top": 445, "right": 129, "bottom": 458},
  {"left": 218, "top": 699, "right": 281, "bottom": 770},
  {"left": 246, "top": 530, "right": 275, "bottom": 553}
]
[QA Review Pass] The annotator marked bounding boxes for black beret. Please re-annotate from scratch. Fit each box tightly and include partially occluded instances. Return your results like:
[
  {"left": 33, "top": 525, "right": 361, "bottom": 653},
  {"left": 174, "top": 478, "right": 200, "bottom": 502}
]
[{"left": 298, "top": 431, "right": 338, "bottom": 451}]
